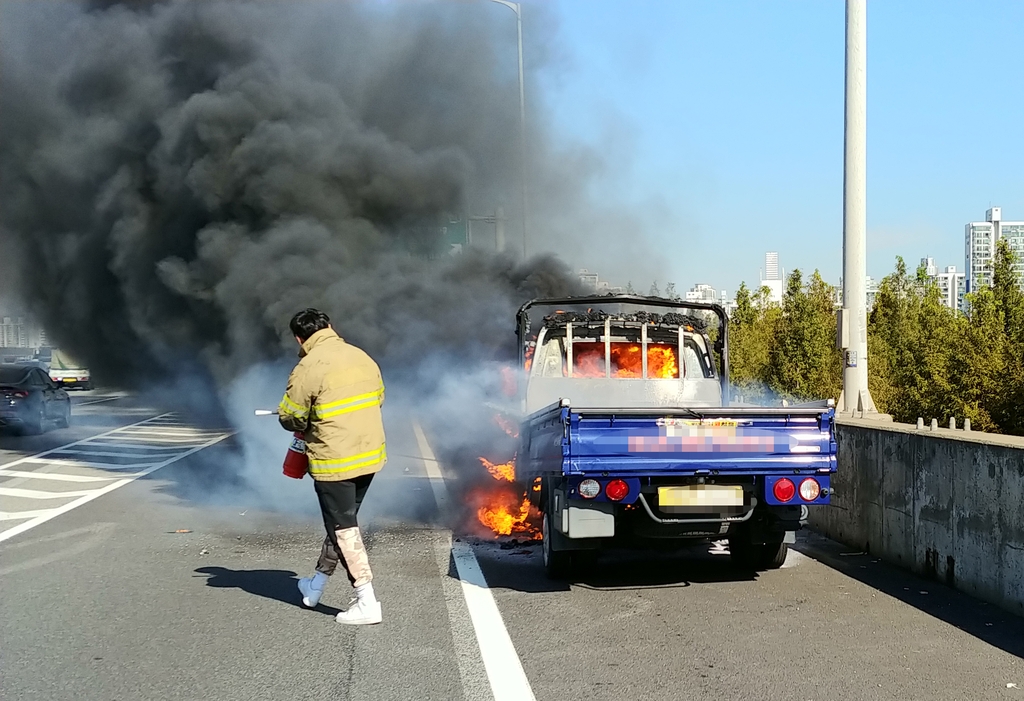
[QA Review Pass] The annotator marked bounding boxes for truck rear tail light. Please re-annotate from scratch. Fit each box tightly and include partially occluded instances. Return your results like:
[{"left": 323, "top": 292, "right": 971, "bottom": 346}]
[
  {"left": 773, "top": 478, "right": 796, "bottom": 503},
  {"left": 605, "top": 479, "right": 629, "bottom": 501},
  {"left": 799, "top": 478, "right": 821, "bottom": 501},
  {"left": 12, "top": 391, "right": 28, "bottom": 399},
  {"left": 578, "top": 479, "right": 600, "bottom": 499}
]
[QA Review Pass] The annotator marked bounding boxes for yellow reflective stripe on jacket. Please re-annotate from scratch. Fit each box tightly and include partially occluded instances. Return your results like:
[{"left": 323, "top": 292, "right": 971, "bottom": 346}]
[
  {"left": 312, "top": 387, "right": 384, "bottom": 420},
  {"left": 279, "top": 394, "right": 309, "bottom": 418},
  {"left": 308, "top": 444, "right": 387, "bottom": 474}
]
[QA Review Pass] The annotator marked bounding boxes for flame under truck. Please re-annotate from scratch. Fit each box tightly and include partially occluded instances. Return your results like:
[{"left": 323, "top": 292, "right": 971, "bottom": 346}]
[{"left": 515, "top": 295, "right": 838, "bottom": 578}]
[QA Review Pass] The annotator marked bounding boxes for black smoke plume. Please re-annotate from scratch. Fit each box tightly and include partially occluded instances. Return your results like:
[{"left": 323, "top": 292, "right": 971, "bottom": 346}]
[{"left": 0, "top": 0, "right": 601, "bottom": 393}]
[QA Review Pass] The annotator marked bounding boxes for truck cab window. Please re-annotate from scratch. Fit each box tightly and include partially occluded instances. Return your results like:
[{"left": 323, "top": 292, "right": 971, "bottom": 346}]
[
  {"left": 682, "top": 337, "right": 715, "bottom": 378},
  {"left": 538, "top": 336, "right": 567, "bottom": 378}
]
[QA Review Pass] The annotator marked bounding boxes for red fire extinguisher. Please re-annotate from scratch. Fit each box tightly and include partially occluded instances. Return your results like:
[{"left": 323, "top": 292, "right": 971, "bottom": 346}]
[
  {"left": 253, "top": 410, "right": 308, "bottom": 480},
  {"left": 282, "top": 432, "right": 308, "bottom": 479}
]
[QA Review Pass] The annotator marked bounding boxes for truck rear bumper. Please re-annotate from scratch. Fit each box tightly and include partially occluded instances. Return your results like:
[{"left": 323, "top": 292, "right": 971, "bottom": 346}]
[{"left": 551, "top": 493, "right": 806, "bottom": 548}]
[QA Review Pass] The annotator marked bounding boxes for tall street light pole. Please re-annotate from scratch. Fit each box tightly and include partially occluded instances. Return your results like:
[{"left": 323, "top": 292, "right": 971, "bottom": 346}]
[
  {"left": 488, "top": 0, "right": 529, "bottom": 260},
  {"left": 839, "top": 0, "right": 879, "bottom": 416}
]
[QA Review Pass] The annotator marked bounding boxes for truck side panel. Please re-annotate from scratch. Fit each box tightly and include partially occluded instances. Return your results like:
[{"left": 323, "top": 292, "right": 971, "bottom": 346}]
[
  {"left": 567, "top": 412, "right": 836, "bottom": 476},
  {"left": 520, "top": 402, "right": 568, "bottom": 479}
]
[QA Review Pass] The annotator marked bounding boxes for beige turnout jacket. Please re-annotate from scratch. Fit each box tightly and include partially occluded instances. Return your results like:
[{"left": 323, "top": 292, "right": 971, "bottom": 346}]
[{"left": 278, "top": 328, "right": 386, "bottom": 481}]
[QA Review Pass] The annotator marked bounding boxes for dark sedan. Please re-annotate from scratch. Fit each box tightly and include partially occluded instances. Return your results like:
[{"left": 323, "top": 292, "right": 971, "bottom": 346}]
[{"left": 0, "top": 364, "right": 71, "bottom": 434}]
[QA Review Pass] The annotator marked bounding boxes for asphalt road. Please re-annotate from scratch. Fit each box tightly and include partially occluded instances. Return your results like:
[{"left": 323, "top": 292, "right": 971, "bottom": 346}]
[{"left": 1, "top": 393, "right": 1023, "bottom": 700}]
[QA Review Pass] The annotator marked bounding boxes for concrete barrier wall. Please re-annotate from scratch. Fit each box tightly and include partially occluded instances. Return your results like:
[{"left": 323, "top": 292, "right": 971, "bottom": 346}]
[{"left": 808, "top": 418, "right": 1024, "bottom": 616}]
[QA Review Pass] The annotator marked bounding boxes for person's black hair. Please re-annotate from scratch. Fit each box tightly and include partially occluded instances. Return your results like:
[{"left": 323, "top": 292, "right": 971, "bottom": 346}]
[{"left": 289, "top": 308, "right": 331, "bottom": 342}]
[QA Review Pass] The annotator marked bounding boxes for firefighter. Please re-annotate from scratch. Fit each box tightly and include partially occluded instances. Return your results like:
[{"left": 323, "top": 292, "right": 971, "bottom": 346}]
[{"left": 278, "top": 308, "right": 386, "bottom": 625}]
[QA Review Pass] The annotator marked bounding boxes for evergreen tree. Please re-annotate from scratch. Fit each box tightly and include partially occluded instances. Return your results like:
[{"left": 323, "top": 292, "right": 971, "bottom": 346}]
[
  {"left": 765, "top": 270, "right": 841, "bottom": 401},
  {"left": 728, "top": 282, "right": 782, "bottom": 402},
  {"left": 988, "top": 239, "right": 1024, "bottom": 433},
  {"left": 725, "top": 251, "right": 1024, "bottom": 435}
]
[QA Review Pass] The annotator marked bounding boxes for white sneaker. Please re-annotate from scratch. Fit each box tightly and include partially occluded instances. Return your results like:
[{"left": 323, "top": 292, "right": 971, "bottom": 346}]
[
  {"left": 297, "top": 572, "right": 328, "bottom": 608},
  {"left": 335, "top": 598, "right": 382, "bottom": 626}
]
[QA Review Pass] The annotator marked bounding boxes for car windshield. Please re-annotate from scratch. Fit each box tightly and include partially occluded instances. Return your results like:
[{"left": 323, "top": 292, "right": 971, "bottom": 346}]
[{"left": 0, "top": 366, "right": 31, "bottom": 385}]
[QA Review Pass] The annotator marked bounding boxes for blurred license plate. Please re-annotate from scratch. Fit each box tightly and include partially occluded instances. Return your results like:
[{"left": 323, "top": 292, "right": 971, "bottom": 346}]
[{"left": 659, "top": 485, "right": 743, "bottom": 507}]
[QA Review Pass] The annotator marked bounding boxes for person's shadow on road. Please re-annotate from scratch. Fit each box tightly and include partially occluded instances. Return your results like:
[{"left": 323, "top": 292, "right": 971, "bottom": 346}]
[{"left": 194, "top": 566, "right": 341, "bottom": 616}]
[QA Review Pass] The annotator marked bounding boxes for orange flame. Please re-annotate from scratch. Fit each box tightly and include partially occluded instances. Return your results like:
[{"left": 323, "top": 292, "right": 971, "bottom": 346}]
[
  {"left": 501, "top": 366, "right": 518, "bottom": 397},
  {"left": 572, "top": 342, "right": 679, "bottom": 379},
  {"left": 479, "top": 457, "right": 516, "bottom": 482},
  {"left": 494, "top": 414, "right": 519, "bottom": 439},
  {"left": 474, "top": 485, "right": 540, "bottom": 538},
  {"left": 474, "top": 448, "right": 540, "bottom": 539}
]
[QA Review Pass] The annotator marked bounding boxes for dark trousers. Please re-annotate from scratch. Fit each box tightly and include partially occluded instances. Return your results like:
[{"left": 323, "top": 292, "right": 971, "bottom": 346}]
[{"left": 313, "top": 474, "right": 374, "bottom": 586}]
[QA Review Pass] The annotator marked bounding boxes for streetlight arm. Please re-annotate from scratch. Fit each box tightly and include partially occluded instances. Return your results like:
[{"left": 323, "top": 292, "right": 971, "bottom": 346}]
[{"left": 487, "top": 0, "right": 520, "bottom": 16}]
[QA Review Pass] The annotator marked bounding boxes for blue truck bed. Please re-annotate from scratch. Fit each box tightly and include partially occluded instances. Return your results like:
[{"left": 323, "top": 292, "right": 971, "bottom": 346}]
[
  {"left": 521, "top": 399, "right": 838, "bottom": 575},
  {"left": 512, "top": 294, "right": 839, "bottom": 577},
  {"left": 521, "top": 400, "right": 836, "bottom": 500}
]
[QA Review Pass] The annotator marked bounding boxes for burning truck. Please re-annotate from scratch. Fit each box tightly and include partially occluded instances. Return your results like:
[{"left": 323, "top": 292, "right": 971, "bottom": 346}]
[{"left": 501, "top": 294, "right": 838, "bottom": 578}]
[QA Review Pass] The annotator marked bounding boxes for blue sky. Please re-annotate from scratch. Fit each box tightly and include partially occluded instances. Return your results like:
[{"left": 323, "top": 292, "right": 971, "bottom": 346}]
[{"left": 543, "top": 0, "right": 1024, "bottom": 295}]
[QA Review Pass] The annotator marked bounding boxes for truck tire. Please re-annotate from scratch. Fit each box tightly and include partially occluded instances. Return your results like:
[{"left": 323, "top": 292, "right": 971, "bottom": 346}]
[
  {"left": 542, "top": 512, "right": 573, "bottom": 580},
  {"left": 730, "top": 537, "right": 788, "bottom": 571},
  {"left": 753, "top": 541, "right": 788, "bottom": 570}
]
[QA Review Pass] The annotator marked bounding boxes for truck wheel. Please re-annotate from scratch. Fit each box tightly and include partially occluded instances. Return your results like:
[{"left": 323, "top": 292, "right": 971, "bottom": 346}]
[
  {"left": 542, "top": 512, "right": 573, "bottom": 580},
  {"left": 753, "top": 541, "right": 788, "bottom": 570},
  {"left": 730, "top": 537, "right": 788, "bottom": 571}
]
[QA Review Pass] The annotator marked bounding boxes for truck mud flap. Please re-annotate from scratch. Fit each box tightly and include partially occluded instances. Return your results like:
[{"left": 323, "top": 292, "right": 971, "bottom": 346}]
[{"left": 552, "top": 489, "right": 615, "bottom": 539}]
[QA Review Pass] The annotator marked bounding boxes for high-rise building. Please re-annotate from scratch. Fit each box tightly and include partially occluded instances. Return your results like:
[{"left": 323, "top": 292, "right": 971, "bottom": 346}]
[
  {"left": 0, "top": 316, "right": 27, "bottom": 348},
  {"left": 719, "top": 290, "right": 737, "bottom": 316},
  {"left": 865, "top": 276, "right": 879, "bottom": 311},
  {"left": 934, "top": 265, "right": 966, "bottom": 311},
  {"left": 837, "top": 275, "right": 879, "bottom": 310},
  {"left": 921, "top": 257, "right": 938, "bottom": 277},
  {"left": 685, "top": 283, "right": 718, "bottom": 304},
  {"left": 577, "top": 269, "right": 624, "bottom": 295},
  {"left": 760, "top": 251, "right": 784, "bottom": 304},
  {"left": 578, "top": 269, "right": 599, "bottom": 289},
  {"left": 965, "top": 207, "right": 1024, "bottom": 295},
  {"left": 0, "top": 311, "right": 49, "bottom": 350}
]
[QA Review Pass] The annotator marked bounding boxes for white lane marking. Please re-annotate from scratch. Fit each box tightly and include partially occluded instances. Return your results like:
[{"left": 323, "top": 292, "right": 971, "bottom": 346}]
[
  {"left": 74, "top": 394, "right": 127, "bottom": 407},
  {"left": 413, "top": 421, "right": 537, "bottom": 701},
  {"left": 47, "top": 448, "right": 185, "bottom": 460},
  {"left": 0, "top": 414, "right": 172, "bottom": 470},
  {"left": 0, "top": 486, "right": 99, "bottom": 499},
  {"left": 110, "top": 423, "right": 222, "bottom": 433},
  {"left": 21, "top": 457, "right": 160, "bottom": 470},
  {"left": 86, "top": 435, "right": 208, "bottom": 444},
  {"left": 0, "top": 430, "right": 230, "bottom": 544},
  {"left": 432, "top": 535, "right": 495, "bottom": 701},
  {"left": 0, "top": 469, "right": 115, "bottom": 482},
  {"left": 76, "top": 442, "right": 193, "bottom": 451}
]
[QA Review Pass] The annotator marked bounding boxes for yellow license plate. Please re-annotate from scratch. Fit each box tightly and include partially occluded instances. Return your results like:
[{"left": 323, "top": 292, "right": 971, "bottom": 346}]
[{"left": 659, "top": 485, "right": 743, "bottom": 507}]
